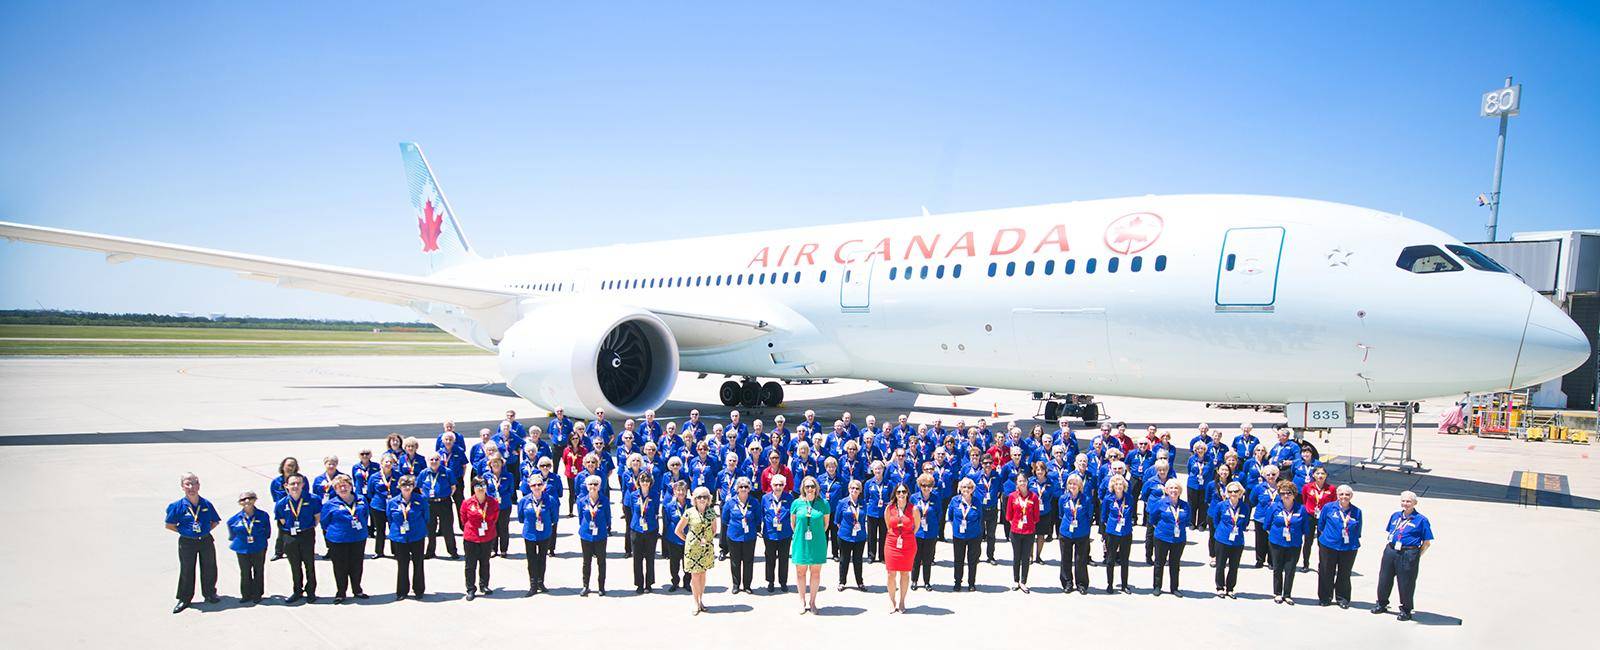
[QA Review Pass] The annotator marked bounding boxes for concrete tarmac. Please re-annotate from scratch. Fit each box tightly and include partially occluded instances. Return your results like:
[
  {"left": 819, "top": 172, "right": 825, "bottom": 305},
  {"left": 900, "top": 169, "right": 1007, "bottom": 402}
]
[{"left": 0, "top": 356, "right": 1590, "bottom": 648}]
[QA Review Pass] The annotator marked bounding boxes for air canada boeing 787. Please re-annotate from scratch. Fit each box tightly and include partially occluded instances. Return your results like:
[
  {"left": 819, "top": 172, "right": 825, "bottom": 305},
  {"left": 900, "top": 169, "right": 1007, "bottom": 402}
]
[{"left": 2, "top": 143, "right": 1589, "bottom": 422}]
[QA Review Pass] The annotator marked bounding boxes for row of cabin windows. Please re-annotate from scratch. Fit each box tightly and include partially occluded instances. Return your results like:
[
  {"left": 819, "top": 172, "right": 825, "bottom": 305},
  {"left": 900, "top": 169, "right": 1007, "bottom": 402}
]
[
  {"left": 602, "top": 270, "right": 825, "bottom": 291},
  {"left": 887, "top": 263, "right": 964, "bottom": 281},
  {"left": 987, "top": 254, "right": 1167, "bottom": 278},
  {"left": 510, "top": 282, "right": 563, "bottom": 291}
]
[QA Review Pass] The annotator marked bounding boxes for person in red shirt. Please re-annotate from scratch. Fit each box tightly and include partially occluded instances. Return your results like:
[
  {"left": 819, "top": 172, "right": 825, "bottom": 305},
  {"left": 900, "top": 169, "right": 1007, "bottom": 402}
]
[
  {"left": 1299, "top": 467, "right": 1336, "bottom": 572},
  {"left": 460, "top": 478, "right": 499, "bottom": 599},
  {"left": 1005, "top": 474, "right": 1041, "bottom": 593},
  {"left": 561, "top": 432, "right": 587, "bottom": 516},
  {"left": 759, "top": 451, "right": 793, "bottom": 495}
]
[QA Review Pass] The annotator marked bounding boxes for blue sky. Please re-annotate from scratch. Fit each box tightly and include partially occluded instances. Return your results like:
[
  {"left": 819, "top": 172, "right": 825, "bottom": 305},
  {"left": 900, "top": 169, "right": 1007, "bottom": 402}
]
[{"left": 2, "top": 2, "right": 1597, "bottom": 320}]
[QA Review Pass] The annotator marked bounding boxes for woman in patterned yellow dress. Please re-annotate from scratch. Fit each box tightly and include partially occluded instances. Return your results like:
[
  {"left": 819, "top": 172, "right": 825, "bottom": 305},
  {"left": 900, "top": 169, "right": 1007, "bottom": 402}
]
[{"left": 675, "top": 486, "right": 720, "bottom": 614}]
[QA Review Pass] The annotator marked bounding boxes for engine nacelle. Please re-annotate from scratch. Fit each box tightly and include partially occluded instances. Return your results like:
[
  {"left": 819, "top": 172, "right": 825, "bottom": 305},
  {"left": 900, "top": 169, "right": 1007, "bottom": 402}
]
[
  {"left": 497, "top": 303, "right": 679, "bottom": 419},
  {"left": 880, "top": 381, "right": 980, "bottom": 397}
]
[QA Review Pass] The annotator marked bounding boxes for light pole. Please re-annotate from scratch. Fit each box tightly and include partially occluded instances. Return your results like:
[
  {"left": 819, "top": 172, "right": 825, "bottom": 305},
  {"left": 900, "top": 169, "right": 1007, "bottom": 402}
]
[{"left": 1480, "top": 77, "right": 1521, "bottom": 241}]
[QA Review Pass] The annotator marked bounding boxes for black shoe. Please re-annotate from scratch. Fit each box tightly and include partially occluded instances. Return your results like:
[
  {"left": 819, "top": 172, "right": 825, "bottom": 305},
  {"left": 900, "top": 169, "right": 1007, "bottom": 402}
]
[
  {"left": 1371, "top": 604, "right": 1389, "bottom": 614},
  {"left": 424, "top": 553, "right": 437, "bottom": 560},
  {"left": 253, "top": 596, "right": 264, "bottom": 604},
  {"left": 466, "top": 592, "right": 476, "bottom": 601},
  {"left": 1319, "top": 600, "right": 1331, "bottom": 607},
  {"left": 286, "top": 593, "right": 302, "bottom": 604},
  {"left": 1153, "top": 590, "right": 1161, "bottom": 597},
  {"left": 450, "top": 554, "right": 461, "bottom": 560},
  {"left": 1338, "top": 599, "right": 1350, "bottom": 609},
  {"left": 395, "top": 594, "right": 407, "bottom": 602},
  {"left": 645, "top": 586, "right": 654, "bottom": 593},
  {"left": 271, "top": 554, "right": 284, "bottom": 561},
  {"left": 1171, "top": 589, "right": 1183, "bottom": 598},
  {"left": 1284, "top": 597, "right": 1296, "bottom": 606},
  {"left": 637, "top": 586, "right": 645, "bottom": 594},
  {"left": 581, "top": 588, "right": 592, "bottom": 597},
  {"left": 1079, "top": 586, "right": 1089, "bottom": 595},
  {"left": 172, "top": 601, "right": 189, "bottom": 614},
  {"left": 667, "top": 584, "right": 679, "bottom": 593},
  {"left": 598, "top": 589, "right": 607, "bottom": 597},
  {"left": 305, "top": 595, "right": 318, "bottom": 604},
  {"left": 767, "top": 585, "right": 776, "bottom": 594},
  {"left": 334, "top": 596, "right": 346, "bottom": 604},
  {"left": 354, "top": 592, "right": 370, "bottom": 600},
  {"left": 203, "top": 596, "right": 220, "bottom": 604},
  {"left": 525, "top": 589, "right": 535, "bottom": 598},
  {"left": 1121, "top": 586, "right": 1132, "bottom": 594},
  {"left": 858, "top": 583, "right": 868, "bottom": 591},
  {"left": 1398, "top": 610, "right": 1413, "bottom": 622},
  {"left": 481, "top": 587, "right": 493, "bottom": 596}
]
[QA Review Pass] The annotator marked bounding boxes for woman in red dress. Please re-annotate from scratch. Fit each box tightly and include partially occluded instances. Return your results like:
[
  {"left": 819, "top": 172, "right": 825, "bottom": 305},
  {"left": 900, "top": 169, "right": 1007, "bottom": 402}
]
[{"left": 882, "top": 483, "right": 919, "bottom": 613}]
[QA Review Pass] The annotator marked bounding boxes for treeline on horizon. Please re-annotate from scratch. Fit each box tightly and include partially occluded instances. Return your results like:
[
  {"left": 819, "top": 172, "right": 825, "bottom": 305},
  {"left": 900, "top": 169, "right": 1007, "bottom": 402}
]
[{"left": 0, "top": 309, "right": 440, "bottom": 332}]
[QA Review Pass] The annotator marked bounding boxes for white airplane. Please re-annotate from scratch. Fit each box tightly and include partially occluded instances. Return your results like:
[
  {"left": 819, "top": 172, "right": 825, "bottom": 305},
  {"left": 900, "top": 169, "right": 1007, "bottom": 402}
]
[{"left": 2, "top": 143, "right": 1589, "bottom": 424}]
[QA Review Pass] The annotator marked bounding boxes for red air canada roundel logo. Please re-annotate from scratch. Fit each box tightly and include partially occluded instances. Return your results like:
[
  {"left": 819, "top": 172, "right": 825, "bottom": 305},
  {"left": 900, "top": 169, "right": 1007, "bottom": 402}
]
[
  {"left": 1103, "top": 212, "right": 1163, "bottom": 255},
  {"left": 418, "top": 199, "right": 444, "bottom": 253}
]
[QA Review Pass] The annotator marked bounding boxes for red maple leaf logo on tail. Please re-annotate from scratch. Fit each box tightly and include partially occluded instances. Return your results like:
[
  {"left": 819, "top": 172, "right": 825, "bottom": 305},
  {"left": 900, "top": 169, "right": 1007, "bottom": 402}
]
[{"left": 418, "top": 199, "right": 444, "bottom": 252}]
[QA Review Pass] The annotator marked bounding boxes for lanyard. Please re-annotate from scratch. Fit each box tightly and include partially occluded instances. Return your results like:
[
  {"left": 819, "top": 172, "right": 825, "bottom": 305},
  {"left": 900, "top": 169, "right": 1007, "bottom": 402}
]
[
  {"left": 1111, "top": 499, "right": 1127, "bottom": 529},
  {"left": 186, "top": 501, "right": 203, "bottom": 531},
  {"left": 287, "top": 497, "right": 303, "bottom": 522},
  {"left": 1390, "top": 514, "right": 1412, "bottom": 545},
  {"left": 241, "top": 512, "right": 256, "bottom": 542}
]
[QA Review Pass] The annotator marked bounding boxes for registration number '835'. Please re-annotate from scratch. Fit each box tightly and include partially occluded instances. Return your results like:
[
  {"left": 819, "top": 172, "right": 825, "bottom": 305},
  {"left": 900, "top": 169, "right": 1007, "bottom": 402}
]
[{"left": 1288, "top": 402, "right": 1348, "bottom": 428}]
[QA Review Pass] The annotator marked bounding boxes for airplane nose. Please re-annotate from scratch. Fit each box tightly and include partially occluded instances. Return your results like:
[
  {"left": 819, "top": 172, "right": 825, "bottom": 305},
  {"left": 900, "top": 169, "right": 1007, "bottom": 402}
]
[{"left": 1513, "top": 295, "right": 1593, "bottom": 388}]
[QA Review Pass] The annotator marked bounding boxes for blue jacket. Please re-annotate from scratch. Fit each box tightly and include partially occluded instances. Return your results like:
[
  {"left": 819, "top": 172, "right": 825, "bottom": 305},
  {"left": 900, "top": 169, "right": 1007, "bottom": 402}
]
[
  {"left": 662, "top": 498, "right": 690, "bottom": 545},
  {"left": 1266, "top": 500, "right": 1307, "bottom": 547},
  {"left": 1100, "top": 494, "right": 1134, "bottom": 537},
  {"left": 518, "top": 492, "right": 560, "bottom": 542},
  {"left": 165, "top": 496, "right": 221, "bottom": 539},
  {"left": 226, "top": 509, "right": 271, "bottom": 553},
  {"left": 761, "top": 492, "right": 794, "bottom": 540},
  {"left": 1385, "top": 510, "right": 1434, "bottom": 547},
  {"left": 1318, "top": 503, "right": 1363, "bottom": 551},
  {"left": 624, "top": 489, "right": 662, "bottom": 534},
  {"left": 386, "top": 496, "right": 429, "bottom": 544},
  {"left": 863, "top": 476, "right": 892, "bottom": 517},
  {"left": 1057, "top": 491, "right": 1094, "bottom": 539},
  {"left": 1149, "top": 497, "right": 1190, "bottom": 544},
  {"left": 319, "top": 495, "right": 369, "bottom": 544},
  {"left": 722, "top": 497, "right": 761, "bottom": 543},
  {"left": 836, "top": 498, "right": 869, "bottom": 542},
  {"left": 577, "top": 495, "right": 612, "bottom": 541},
  {"left": 418, "top": 467, "right": 454, "bottom": 501},
  {"left": 1209, "top": 499, "right": 1249, "bottom": 547},
  {"left": 274, "top": 494, "right": 320, "bottom": 535},
  {"left": 911, "top": 492, "right": 942, "bottom": 540}
]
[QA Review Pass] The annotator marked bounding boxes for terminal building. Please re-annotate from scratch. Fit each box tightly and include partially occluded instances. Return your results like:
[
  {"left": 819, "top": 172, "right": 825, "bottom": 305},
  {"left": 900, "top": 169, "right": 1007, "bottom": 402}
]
[{"left": 1469, "top": 229, "right": 1599, "bottom": 409}]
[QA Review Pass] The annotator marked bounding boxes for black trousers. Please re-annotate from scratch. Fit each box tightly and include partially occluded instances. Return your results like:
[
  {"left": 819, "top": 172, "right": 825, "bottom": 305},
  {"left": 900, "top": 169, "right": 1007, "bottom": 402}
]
[
  {"left": 524, "top": 539, "right": 549, "bottom": 588},
  {"left": 763, "top": 537, "right": 791, "bottom": 587},
  {"left": 982, "top": 509, "right": 1000, "bottom": 560},
  {"left": 1376, "top": 546, "right": 1422, "bottom": 612},
  {"left": 1152, "top": 539, "right": 1182, "bottom": 592},
  {"left": 1300, "top": 513, "right": 1318, "bottom": 567},
  {"left": 235, "top": 551, "right": 265, "bottom": 600},
  {"left": 566, "top": 476, "right": 578, "bottom": 513},
  {"left": 838, "top": 539, "right": 865, "bottom": 586},
  {"left": 1318, "top": 544, "right": 1357, "bottom": 602},
  {"left": 495, "top": 512, "right": 512, "bottom": 554},
  {"left": 1103, "top": 534, "right": 1130, "bottom": 588},
  {"left": 1214, "top": 543, "right": 1243, "bottom": 591},
  {"left": 175, "top": 535, "right": 219, "bottom": 602},
  {"left": 1187, "top": 488, "right": 1207, "bottom": 529},
  {"left": 912, "top": 537, "right": 937, "bottom": 585},
  {"left": 393, "top": 540, "right": 425, "bottom": 596},
  {"left": 426, "top": 500, "right": 457, "bottom": 557},
  {"left": 464, "top": 540, "right": 492, "bottom": 593},
  {"left": 631, "top": 531, "right": 658, "bottom": 588},
  {"left": 728, "top": 539, "right": 756, "bottom": 590},
  {"left": 328, "top": 540, "right": 366, "bottom": 597},
  {"left": 621, "top": 506, "right": 634, "bottom": 556},
  {"left": 1253, "top": 524, "right": 1270, "bottom": 566},
  {"left": 1144, "top": 524, "right": 1156, "bottom": 562},
  {"left": 370, "top": 510, "right": 388, "bottom": 556},
  {"left": 283, "top": 530, "right": 317, "bottom": 596},
  {"left": 952, "top": 538, "right": 980, "bottom": 587},
  {"left": 1059, "top": 536, "right": 1090, "bottom": 589},
  {"left": 274, "top": 526, "right": 287, "bottom": 558},
  {"left": 663, "top": 539, "right": 684, "bottom": 587},
  {"left": 867, "top": 516, "right": 885, "bottom": 562},
  {"left": 1269, "top": 542, "right": 1298, "bottom": 597},
  {"left": 581, "top": 538, "right": 608, "bottom": 590},
  {"left": 1010, "top": 532, "right": 1034, "bottom": 583},
  {"left": 453, "top": 472, "right": 466, "bottom": 509}
]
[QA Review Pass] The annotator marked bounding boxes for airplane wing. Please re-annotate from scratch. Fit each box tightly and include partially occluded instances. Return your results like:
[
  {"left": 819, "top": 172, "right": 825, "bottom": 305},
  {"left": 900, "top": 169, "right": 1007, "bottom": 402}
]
[{"left": 0, "top": 221, "right": 522, "bottom": 310}]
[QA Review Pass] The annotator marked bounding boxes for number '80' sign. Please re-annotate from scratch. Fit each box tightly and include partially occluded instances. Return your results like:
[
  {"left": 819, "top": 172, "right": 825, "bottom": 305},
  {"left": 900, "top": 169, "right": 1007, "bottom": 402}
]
[{"left": 1481, "top": 85, "right": 1521, "bottom": 118}]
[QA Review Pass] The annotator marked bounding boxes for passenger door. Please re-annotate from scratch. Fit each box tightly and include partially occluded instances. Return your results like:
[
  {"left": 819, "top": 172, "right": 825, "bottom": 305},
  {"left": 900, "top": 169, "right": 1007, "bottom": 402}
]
[{"left": 1215, "top": 226, "right": 1285, "bottom": 311}]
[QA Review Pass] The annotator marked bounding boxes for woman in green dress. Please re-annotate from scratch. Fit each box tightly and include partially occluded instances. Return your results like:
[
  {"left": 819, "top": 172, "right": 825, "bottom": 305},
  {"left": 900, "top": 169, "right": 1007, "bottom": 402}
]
[
  {"left": 675, "top": 486, "right": 720, "bottom": 615},
  {"left": 791, "top": 475, "right": 832, "bottom": 614}
]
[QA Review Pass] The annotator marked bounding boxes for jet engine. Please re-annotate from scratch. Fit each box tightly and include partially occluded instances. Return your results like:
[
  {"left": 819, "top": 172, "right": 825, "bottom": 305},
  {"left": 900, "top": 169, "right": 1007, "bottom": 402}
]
[{"left": 497, "top": 303, "right": 679, "bottom": 418}]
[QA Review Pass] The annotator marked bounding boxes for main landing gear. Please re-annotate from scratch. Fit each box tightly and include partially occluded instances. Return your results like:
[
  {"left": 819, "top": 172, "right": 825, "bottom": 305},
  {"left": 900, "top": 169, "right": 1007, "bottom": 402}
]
[{"left": 719, "top": 377, "right": 784, "bottom": 408}]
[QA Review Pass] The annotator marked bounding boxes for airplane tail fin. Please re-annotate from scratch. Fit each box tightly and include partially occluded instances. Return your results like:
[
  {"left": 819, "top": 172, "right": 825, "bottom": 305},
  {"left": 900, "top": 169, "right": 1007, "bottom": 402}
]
[{"left": 400, "top": 142, "right": 478, "bottom": 272}]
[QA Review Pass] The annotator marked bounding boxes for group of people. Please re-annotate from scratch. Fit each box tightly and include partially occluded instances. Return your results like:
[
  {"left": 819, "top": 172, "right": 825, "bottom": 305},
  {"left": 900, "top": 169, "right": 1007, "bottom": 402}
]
[{"left": 166, "top": 408, "right": 1435, "bottom": 619}]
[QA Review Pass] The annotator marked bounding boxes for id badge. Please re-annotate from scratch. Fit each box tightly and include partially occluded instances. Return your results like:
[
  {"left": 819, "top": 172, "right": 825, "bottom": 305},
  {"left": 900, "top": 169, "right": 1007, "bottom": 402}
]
[
  {"left": 247, "top": 534, "right": 255, "bottom": 544},
  {"left": 958, "top": 520, "right": 966, "bottom": 535},
  {"left": 1393, "top": 541, "right": 1402, "bottom": 551},
  {"left": 291, "top": 525, "right": 300, "bottom": 536},
  {"left": 1021, "top": 515, "right": 1028, "bottom": 526},
  {"left": 351, "top": 515, "right": 362, "bottom": 528},
  {"left": 853, "top": 523, "right": 862, "bottom": 535},
  {"left": 479, "top": 523, "right": 488, "bottom": 536},
  {"left": 401, "top": 522, "right": 410, "bottom": 534},
  {"left": 536, "top": 521, "right": 545, "bottom": 532},
  {"left": 192, "top": 522, "right": 201, "bottom": 533},
  {"left": 775, "top": 521, "right": 783, "bottom": 532},
  {"left": 804, "top": 530, "right": 813, "bottom": 541},
  {"left": 590, "top": 523, "right": 598, "bottom": 536},
  {"left": 1069, "top": 520, "right": 1077, "bottom": 533},
  {"left": 895, "top": 536, "right": 903, "bottom": 549},
  {"left": 1230, "top": 528, "right": 1238, "bottom": 541}
]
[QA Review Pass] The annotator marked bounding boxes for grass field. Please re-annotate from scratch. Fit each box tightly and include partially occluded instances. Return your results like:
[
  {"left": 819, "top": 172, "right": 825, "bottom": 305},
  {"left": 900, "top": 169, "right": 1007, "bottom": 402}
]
[{"left": 0, "top": 324, "right": 487, "bottom": 356}]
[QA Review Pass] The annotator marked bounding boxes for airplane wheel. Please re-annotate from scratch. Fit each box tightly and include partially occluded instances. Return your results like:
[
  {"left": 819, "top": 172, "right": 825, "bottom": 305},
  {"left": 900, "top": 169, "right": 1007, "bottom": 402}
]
[
  {"left": 719, "top": 381, "right": 741, "bottom": 407},
  {"left": 1043, "top": 401, "right": 1061, "bottom": 422},
  {"left": 1079, "top": 403, "right": 1099, "bottom": 425},
  {"left": 739, "top": 381, "right": 761, "bottom": 408},
  {"left": 760, "top": 381, "right": 784, "bottom": 407}
]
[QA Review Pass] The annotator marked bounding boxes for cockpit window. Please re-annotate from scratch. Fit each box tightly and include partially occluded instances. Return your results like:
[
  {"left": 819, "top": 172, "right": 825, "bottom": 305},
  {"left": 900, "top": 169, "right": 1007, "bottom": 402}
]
[
  {"left": 1445, "top": 245, "right": 1511, "bottom": 273},
  {"left": 1395, "top": 245, "right": 1462, "bottom": 274}
]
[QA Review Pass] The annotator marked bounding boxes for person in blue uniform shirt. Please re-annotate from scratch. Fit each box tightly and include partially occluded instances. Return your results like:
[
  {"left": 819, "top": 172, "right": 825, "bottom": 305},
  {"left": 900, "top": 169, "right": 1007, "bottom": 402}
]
[
  {"left": 1318, "top": 484, "right": 1362, "bottom": 608},
  {"left": 547, "top": 408, "right": 575, "bottom": 446},
  {"left": 1186, "top": 441, "right": 1213, "bottom": 531},
  {"left": 944, "top": 478, "right": 983, "bottom": 591},
  {"left": 166, "top": 472, "right": 221, "bottom": 613},
  {"left": 274, "top": 474, "right": 320, "bottom": 603},
  {"left": 1209, "top": 481, "right": 1249, "bottom": 598},
  {"left": 518, "top": 473, "right": 559, "bottom": 596},
  {"left": 660, "top": 480, "right": 691, "bottom": 592},
  {"left": 1249, "top": 465, "right": 1280, "bottom": 567},
  {"left": 1100, "top": 474, "right": 1134, "bottom": 593},
  {"left": 577, "top": 474, "right": 612, "bottom": 596},
  {"left": 835, "top": 480, "right": 870, "bottom": 591},
  {"left": 226, "top": 490, "right": 271, "bottom": 604},
  {"left": 1268, "top": 427, "right": 1301, "bottom": 472},
  {"left": 1373, "top": 490, "right": 1432, "bottom": 621},
  {"left": 1265, "top": 479, "right": 1306, "bottom": 604},
  {"left": 863, "top": 461, "right": 892, "bottom": 563},
  {"left": 1290, "top": 446, "right": 1323, "bottom": 489},
  {"left": 269, "top": 457, "right": 306, "bottom": 560},
  {"left": 1232, "top": 422, "right": 1261, "bottom": 459},
  {"left": 1204, "top": 464, "right": 1235, "bottom": 563},
  {"left": 761, "top": 474, "right": 794, "bottom": 592},
  {"left": 968, "top": 455, "right": 1003, "bottom": 564},
  {"left": 484, "top": 455, "right": 517, "bottom": 557},
  {"left": 311, "top": 455, "right": 345, "bottom": 502},
  {"left": 1149, "top": 478, "right": 1190, "bottom": 597},
  {"left": 625, "top": 471, "right": 662, "bottom": 593},
  {"left": 722, "top": 477, "right": 761, "bottom": 593},
  {"left": 387, "top": 475, "right": 429, "bottom": 600},
  {"left": 435, "top": 426, "right": 467, "bottom": 508},
  {"left": 589, "top": 408, "right": 615, "bottom": 450},
  {"left": 1057, "top": 474, "right": 1094, "bottom": 594},
  {"left": 364, "top": 454, "right": 398, "bottom": 558},
  {"left": 350, "top": 448, "right": 379, "bottom": 506},
  {"left": 909, "top": 473, "right": 943, "bottom": 591},
  {"left": 817, "top": 457, "right": 846, "bottom": 559},
  {"left": 417, "top": 454, "right": 458, "bottom": 559},
  {"left": 495, "top": 420, "right": 525, "bottom": 481},
  {"left": 319, "top": 474, "right": 369, "bottom": 603},
  {"left": 398, "top": 437, "right": 426, "bottom": 477}
]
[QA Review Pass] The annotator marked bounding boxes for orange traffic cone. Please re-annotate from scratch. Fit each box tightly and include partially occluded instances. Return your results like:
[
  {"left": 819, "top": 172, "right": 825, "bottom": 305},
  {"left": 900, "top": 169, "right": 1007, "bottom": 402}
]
[{"left": 992, "top": 403, "right": 999, "bottom": 418}]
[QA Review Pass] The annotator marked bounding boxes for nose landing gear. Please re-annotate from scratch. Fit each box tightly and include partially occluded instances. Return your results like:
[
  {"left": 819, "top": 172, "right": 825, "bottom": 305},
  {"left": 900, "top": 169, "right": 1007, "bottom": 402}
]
[{"left": 719, "top": 378, "right": 785, "bottom": 408}]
